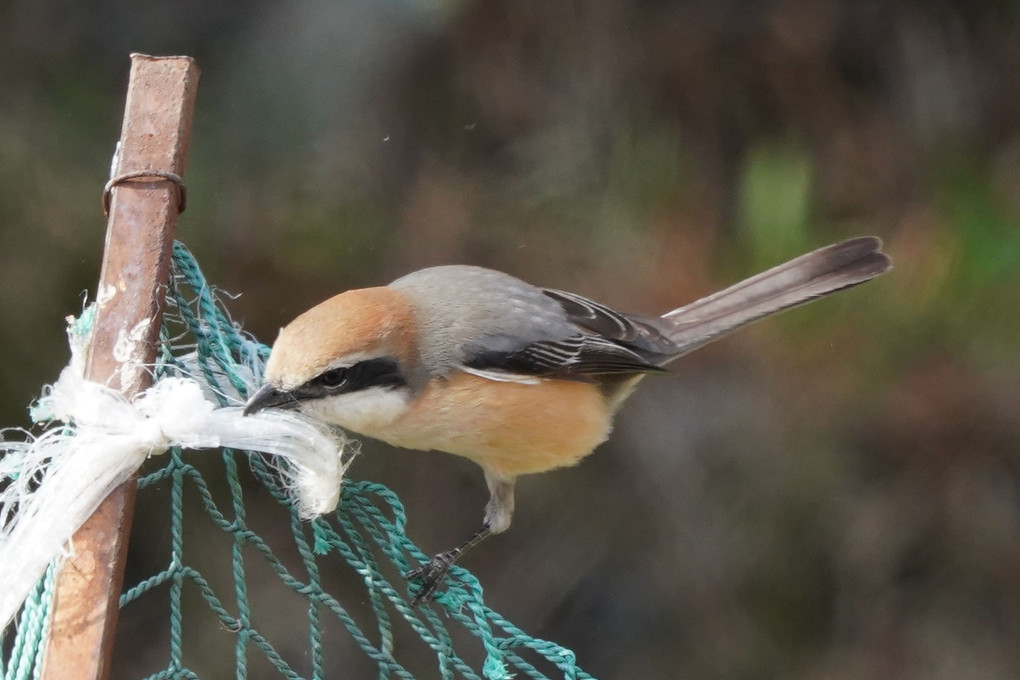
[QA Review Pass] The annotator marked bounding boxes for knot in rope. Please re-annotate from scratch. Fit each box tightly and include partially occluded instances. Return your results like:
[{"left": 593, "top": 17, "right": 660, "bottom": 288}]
[{"left": 0, "top": 319, "right": 354, "bottom": 630}]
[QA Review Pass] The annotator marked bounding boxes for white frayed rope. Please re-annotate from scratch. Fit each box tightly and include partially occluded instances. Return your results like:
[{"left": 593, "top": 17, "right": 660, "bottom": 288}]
[{"left": 0, "top": 312, "right": 354, "bottom": 631}]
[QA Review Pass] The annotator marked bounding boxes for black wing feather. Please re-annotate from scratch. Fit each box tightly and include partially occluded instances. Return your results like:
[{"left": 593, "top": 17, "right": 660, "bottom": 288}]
[
  {"left": 465, "top": 333, "right": 669, "bottom": 379},
  {"left": 462, "top": 288, "right": 680, "bottom": 379},
  {"left": 542, "top": 289, "right": 679, "bottom": 355}
]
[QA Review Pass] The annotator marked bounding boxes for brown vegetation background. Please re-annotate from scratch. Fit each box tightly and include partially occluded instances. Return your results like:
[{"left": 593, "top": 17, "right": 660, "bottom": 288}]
[{"left": 2, "top": 1, "right": 1019, "bottom": 678}]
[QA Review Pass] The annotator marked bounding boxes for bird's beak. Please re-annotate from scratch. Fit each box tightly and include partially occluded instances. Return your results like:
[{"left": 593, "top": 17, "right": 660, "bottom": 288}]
[{"left": 243, "top": 383, "right": 298, "bottom": 416}]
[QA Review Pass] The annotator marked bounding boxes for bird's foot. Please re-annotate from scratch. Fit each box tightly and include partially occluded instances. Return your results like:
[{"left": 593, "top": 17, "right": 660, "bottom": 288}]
[{"left": 404, "top": 551, "right": 457, "bottom": 605}]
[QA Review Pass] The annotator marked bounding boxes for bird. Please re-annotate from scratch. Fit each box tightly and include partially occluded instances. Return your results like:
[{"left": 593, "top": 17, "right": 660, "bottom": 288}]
[{"left": 244, "top": 236, "right": 891, "bottom": 602}]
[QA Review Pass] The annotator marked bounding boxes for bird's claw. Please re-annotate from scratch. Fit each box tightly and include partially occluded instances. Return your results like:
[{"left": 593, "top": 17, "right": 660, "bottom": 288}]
[{"left": 404, "top": 552, "right": 455, "bottom": 605}]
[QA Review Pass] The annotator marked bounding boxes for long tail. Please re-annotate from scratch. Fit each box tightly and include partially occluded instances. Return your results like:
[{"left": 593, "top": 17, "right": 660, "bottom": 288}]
[{"left": 660, "top": 236, "right": 892, "bottom": 358}]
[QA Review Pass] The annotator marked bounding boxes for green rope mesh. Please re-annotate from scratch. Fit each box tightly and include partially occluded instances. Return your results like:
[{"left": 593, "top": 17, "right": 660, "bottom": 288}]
[{"left": 1, "top": 242, "right": 595, "bottom": 680}]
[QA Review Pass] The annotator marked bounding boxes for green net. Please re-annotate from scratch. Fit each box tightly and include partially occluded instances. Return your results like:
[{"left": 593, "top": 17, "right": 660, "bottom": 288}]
[{"left": 1, "top": 242, "right": 595, "bottom": 680}]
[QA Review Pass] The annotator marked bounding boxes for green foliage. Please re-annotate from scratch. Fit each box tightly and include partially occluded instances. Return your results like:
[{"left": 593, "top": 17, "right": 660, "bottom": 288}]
[{"left": 740, "top": 142, "right": 813, "bottom": 265}]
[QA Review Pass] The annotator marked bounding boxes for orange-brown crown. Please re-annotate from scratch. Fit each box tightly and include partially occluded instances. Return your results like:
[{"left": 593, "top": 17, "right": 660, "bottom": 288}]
[{"left": 263, "top": 286, "right": 417, "bottom": 390}]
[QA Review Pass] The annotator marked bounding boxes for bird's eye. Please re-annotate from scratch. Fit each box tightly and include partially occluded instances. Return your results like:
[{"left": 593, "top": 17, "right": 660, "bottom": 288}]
[{"left": 316, "top": 367, "right": 347, "bottom": 389}]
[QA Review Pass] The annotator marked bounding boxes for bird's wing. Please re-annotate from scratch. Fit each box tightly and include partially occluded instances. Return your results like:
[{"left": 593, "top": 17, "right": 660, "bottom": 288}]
[
  {"left": 463, "top": 333, "right": 668, "bottom": 380},
  {"left": 462, "top": 286, "right": 685, "bottom": 381},
  {"left": 541, "top": 289, "right": 680, "bottom": 357}
]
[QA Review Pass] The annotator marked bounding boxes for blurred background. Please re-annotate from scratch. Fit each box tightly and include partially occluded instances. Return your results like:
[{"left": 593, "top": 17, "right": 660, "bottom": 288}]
[{"left": 2, "top": 0, "right": 1019, "bottom": 678}]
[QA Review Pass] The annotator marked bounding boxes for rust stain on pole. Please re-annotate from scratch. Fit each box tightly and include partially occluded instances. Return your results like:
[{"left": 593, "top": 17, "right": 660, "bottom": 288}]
[{"left": 41, "top": 54, "right": 200, "bottom": 680}]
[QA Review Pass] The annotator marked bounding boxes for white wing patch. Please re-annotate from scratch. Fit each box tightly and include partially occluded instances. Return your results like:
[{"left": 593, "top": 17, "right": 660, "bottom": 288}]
[{"left": 460, "top": 365, "right": 542, "bottom": 385}]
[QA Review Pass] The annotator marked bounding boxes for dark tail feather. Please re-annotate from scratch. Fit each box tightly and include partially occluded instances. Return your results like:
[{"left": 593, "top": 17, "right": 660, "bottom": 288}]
[{"left": 660, "top": 236, "right": 892, "bottom": 358}]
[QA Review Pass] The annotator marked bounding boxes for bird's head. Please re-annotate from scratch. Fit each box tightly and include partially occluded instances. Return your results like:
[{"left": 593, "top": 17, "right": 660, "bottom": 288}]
[{"left": 243, "top": 286, "right": 417, "bottom": 433}]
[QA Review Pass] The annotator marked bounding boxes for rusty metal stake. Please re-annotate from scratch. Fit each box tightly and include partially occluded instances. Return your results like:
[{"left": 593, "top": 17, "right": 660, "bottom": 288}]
[{"left": 40, "top": 54, "right": 200, "bottom": 680}]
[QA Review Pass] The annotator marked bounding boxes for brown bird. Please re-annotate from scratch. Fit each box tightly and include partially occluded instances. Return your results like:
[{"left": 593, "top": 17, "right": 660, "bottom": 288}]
[{"left": 245, "top": 236, "right": 891, "bottom": 602}]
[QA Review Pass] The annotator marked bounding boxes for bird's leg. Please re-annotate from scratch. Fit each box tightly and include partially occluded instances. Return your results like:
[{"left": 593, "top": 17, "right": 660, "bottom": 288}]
[
  {"left": 405, "top": 525, "right": 492, "bottom": 604},
  {"left": 405, "top": 475, "right": 515, "bottom": 604}
]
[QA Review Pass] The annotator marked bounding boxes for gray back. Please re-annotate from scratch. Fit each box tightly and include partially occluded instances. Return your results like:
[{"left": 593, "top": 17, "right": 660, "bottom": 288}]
[{"left": 390, "top": 265, "right": 578, "bottom": 376}]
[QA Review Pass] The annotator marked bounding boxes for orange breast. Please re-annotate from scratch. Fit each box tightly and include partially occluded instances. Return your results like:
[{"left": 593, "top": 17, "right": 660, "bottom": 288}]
[{"left": 380, "top": 372, "right": 613, "bottom": 478}]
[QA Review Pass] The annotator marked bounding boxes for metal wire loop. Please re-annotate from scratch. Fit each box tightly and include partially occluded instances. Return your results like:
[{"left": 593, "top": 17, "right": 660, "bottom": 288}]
[{"left": 102, "top": 170, "right": 187, "bottom": 216}]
